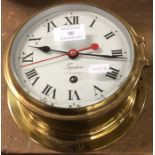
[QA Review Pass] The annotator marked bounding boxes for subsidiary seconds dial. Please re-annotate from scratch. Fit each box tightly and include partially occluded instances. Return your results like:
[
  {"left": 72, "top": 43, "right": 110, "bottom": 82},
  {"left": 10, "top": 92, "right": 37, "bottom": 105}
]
[{"left": 11, "top": 10, "right": 134, "bottom": 108}]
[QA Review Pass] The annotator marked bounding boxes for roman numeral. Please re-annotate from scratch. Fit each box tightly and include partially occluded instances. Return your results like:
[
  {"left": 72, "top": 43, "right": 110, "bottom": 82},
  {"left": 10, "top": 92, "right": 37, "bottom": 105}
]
[
  {"left": 47, "top": 21, "right": 57, "bottom": 32},
  {"left": 25, "top": 68, "right": 37, "bottom": 79},
  {"left": 42, "top": 84, "right": 56, "bottom": 98},
  {"left": 29, "top": 37, "right": 42, "bottom": 41},
  {"left": 22, "top": 52, "right": 33, "bottom": 62},
  {"left": 64, "top": 16, "right": 79, "bottom": 25},
  {"left": 104, "top": 32, "right": 115, "bottom": 39},
  {"left": 68, "top": 90, "right": 81, "bottom": 100},
  {"left": 25, "top": 68, "right": 40, "bottom": 86},
  {"left": 94, "top": 85, "right": 103, "bottom": 96},
  {"left": 28, "top": 35, "right": 42, "bottom": 45},
  {"left": 112, "top": 49, "right": 123, "bottom": 57},
  {"left": 106, "top": 67, "right": 120, "bottom": 79},
  {"left": 89, "top": 18, "right": 97, "bottom": 27}
]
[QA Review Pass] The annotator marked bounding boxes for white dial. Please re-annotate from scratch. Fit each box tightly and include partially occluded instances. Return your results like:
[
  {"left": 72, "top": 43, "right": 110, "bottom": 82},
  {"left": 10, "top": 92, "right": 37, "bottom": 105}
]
[{"left": 10, "top": 4, "right": 134, "bottom": 108}]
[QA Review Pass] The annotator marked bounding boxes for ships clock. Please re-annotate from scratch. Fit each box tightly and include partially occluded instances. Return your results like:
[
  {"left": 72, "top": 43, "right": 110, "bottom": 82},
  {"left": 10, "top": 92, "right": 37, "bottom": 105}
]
[{"left": 4, "top": 2, "right": 149, "bottom": 152}]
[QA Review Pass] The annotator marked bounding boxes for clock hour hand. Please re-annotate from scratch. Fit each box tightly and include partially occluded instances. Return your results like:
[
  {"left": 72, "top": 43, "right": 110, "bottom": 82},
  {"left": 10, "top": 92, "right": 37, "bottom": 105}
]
[
  {"left": 29, "top": 46, "right": 67, "bottom": 54},
  {"left": 29, "top": 46, "right": 50, "bottom": 53}
]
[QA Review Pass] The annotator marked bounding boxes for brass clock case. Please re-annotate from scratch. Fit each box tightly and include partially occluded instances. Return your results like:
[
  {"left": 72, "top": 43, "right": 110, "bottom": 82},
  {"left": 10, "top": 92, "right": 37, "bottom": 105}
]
[{"left": 3, "top": 2, "right": 149, "bottom": 152}]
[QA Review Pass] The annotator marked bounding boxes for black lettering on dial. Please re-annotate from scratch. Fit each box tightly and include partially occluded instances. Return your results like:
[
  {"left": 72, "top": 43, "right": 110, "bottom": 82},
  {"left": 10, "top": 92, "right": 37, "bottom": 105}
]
[
  {"left": 42, "top": 84, "right": 56, "bottom": 98},
  {"left": 68, "top": 90, "right": 81, "bottom": 100},
  {"left": 64, "top": 16, "right": 79, "bottom": 25},
  {"left": 104, "top": 31, "right": 115, "bottom": 39},
  {"left": 22, "top": 52, "right": 33, "bottom": 63},
  {"left": 47, "top": 21, "right": 57, "bottom": 32},
  {"left": 29, "top": 37, "right": 42, "bottom": 41},
  {"left": 106, "top": 67, "right": 120, "bottom": 79},
  {"left": 94, "top": 85, "right": 104, "bottom": 96},
  {"left": 89, "top": 17, "right": 97, "bottom": 27},
  {"left": 25, "top": 68, "right": 40, "bottom": 86},
  {"left": 112, "top": 49, "right": 123, "bottom": 57}
]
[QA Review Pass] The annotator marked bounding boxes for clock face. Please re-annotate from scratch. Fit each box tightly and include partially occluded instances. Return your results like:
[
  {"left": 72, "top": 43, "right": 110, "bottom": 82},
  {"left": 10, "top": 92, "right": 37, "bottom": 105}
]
[{"left": 10, "top": 4, "right": 134, "bottom": 108}]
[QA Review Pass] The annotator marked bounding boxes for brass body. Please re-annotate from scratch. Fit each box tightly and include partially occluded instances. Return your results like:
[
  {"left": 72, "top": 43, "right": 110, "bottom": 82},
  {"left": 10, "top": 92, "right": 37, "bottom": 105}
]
[{"left": 3, "top": 2, "right": 149, "bottom": 152}]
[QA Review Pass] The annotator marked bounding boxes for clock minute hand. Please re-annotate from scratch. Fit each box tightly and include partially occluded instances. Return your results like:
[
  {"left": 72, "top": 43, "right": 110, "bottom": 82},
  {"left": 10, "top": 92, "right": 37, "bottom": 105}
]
[{"left": 78, "top": 53, "right": 127, "bottom": 59}]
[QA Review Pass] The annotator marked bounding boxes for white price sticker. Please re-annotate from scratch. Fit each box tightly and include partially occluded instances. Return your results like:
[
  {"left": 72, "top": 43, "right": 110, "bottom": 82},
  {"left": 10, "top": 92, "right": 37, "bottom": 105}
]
[
  {"left": 53, "top": 25, "right": 86, "bottom": 42},
  {"left": 89, "top": 64, "right": 110, "bottom": 74}
]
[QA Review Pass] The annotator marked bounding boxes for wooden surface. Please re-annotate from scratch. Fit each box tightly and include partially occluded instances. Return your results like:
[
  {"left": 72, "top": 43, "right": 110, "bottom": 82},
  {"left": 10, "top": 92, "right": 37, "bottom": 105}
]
[{"left": 2, "top": 0, "right": 153, "bottom": 154}]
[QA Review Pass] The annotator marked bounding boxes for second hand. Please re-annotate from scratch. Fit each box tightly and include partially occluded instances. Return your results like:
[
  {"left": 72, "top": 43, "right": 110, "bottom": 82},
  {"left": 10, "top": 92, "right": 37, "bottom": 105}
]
[{"left": 20, "top": 53, "right": 67, "bottom": 67}]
